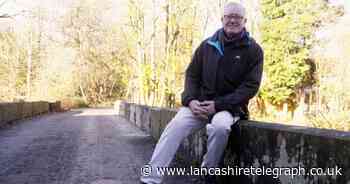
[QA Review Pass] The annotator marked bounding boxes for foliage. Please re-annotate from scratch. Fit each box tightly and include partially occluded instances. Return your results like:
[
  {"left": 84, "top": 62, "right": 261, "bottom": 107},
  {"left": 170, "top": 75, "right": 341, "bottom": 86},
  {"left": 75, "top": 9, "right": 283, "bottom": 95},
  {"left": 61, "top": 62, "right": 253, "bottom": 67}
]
[
  {"left": 123, "top": 0, "right": 200, "bottom": 107},
  {"left": 259, "top": 0, "right": 338, "bottom": 107},
  {"left": 307, "top": 110, "right": 350, "bottom": 131},
  {"left": 1, "top": 0, "right": 350, "bottom": 130},
  {"left": 305, "top": 14, "right": 350, "bottom": 130},
  {"left": 61, "top": 1, "right": 128, "bottom": 104},
  {"left": 0, "top": 31, "right": 27, "bottom": 101}
]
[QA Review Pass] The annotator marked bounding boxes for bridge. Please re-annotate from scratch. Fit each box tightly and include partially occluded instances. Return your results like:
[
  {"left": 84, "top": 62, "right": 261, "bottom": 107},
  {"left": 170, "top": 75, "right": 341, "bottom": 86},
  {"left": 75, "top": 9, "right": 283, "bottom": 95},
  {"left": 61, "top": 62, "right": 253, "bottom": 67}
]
[
  {"left": 0, "top": 103, "right": 195, "bottom": 184},
  {"left": 0, "top": 101, "right": 349, "bottom": 183}
]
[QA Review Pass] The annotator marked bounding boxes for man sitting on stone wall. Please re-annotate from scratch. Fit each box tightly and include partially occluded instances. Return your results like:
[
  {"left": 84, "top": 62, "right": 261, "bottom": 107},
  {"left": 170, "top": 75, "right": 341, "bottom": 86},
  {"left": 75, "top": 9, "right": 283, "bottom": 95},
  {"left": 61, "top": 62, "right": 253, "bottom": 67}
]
[{"left": 140, "top": 2, "right": 264, "bottom": 184}]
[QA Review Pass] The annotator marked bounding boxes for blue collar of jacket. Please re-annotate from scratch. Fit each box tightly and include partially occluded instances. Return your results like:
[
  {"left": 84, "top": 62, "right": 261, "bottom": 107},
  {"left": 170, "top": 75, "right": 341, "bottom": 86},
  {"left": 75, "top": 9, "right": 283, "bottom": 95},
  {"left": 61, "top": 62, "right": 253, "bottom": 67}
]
[{"left": 206, "top": 28, "right": 251, "bottom": 56}]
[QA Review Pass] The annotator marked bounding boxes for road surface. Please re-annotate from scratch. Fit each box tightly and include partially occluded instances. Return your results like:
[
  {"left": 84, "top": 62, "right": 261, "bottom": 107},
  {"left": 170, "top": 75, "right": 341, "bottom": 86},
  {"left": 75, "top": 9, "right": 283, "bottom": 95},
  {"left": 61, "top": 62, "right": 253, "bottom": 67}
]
[{"left": 0, "top": 108, "right": 198, "bottom": 184}]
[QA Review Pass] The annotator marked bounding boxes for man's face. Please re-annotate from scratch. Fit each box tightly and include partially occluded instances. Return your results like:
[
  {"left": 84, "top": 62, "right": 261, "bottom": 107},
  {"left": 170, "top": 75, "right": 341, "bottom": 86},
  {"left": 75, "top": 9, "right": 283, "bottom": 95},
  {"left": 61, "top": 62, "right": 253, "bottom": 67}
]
[{"left": 222, "top": 7, "right": 246, "bottom": 35}]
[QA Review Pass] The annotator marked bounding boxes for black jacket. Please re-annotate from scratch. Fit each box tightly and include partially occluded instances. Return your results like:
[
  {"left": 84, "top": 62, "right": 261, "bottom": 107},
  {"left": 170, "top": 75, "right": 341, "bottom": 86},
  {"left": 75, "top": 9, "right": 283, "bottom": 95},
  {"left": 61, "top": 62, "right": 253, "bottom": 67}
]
[{"left": 181, "top": 28, "right": 263, "bottom": 119}]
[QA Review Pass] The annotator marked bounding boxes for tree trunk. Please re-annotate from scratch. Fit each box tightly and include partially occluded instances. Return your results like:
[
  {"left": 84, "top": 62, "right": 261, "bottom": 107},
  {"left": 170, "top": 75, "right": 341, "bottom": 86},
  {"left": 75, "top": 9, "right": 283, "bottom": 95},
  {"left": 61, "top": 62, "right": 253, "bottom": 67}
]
[{"left": 26, "top": 30, "right": 33, "bottom": 99}]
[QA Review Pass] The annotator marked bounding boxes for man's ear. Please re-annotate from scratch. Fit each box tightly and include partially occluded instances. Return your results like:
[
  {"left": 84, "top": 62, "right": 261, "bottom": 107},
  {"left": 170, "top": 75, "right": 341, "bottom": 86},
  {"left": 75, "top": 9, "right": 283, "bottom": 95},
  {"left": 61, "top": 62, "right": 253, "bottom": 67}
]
[
  {"left": 221, "top": 16, "right": 223, "bottom": 23},
  {"left": 243, "top": 18, "right": 247, "bottom": 24}
]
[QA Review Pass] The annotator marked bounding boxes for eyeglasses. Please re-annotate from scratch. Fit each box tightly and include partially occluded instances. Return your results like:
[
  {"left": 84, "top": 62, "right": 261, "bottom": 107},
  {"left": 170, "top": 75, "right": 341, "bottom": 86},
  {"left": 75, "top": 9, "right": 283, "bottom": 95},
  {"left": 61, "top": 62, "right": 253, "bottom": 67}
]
[{"left": 223, "top": 14, "right": 244, "bottom": 21}]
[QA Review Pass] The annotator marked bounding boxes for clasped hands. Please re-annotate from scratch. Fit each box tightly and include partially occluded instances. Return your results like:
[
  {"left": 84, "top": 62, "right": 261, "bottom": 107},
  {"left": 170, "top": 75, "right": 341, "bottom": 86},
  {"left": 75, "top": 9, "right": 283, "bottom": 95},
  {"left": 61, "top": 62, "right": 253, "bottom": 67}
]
[{"left": 188, "top": 100, "right": 216, "bottom": 120}]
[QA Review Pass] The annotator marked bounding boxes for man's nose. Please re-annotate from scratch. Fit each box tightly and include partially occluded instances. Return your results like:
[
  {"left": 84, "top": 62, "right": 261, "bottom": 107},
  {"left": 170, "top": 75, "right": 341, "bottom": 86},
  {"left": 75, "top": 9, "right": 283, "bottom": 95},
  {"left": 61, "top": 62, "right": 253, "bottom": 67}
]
[{"left": 228, "top": 20, "right": 238, "bottom": 24}]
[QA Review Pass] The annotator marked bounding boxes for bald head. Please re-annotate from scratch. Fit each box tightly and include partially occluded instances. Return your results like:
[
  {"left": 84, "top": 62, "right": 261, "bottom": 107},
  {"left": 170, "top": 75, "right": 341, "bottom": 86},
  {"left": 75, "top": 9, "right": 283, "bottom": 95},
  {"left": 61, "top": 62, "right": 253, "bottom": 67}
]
[{"left": 223, "top": 2, "right": 246, "bottom": 18}]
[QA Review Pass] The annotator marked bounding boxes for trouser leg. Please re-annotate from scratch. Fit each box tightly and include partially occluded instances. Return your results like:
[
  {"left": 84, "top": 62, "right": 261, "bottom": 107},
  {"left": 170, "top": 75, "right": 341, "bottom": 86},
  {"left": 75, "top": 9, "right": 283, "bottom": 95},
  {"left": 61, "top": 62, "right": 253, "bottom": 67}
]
[
  {"left": 201, "top": 111, "right": 240, "bottom": 168},
  {"left": 140, "top": 107, "right": 206, "bottom": 184}
]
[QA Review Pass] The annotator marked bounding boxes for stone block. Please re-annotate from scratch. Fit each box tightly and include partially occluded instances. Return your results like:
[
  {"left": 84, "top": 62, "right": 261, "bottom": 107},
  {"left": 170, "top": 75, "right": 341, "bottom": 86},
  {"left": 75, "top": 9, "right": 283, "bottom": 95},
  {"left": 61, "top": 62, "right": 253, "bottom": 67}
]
[
  {"left": 39, "top": 101, "right": 44, "bottom": 114},
  {"left": 114, "top": 100, "right": 122, "bottom": 115},
  {"left": 194, "top": 129, "right": 206, "bottom": 161},
  {"left": 124, "top": 102, "right": 130, "bottom": 120},
  {"left": 135, "top": 105, "right": 144, "bottom": 129},
  {"left": 16, "top": 102, "right": 25, "bottom": 120},
  {"left": 129, "top": 104, "right": 136, "bottom": 125},
  {"left": 141, "top": 106, "right": 151, "bottom": 134},
  {"left": 117, "top": 101, "right": 127, "bottom": 117},
  {"left": 0, "top": 101, "right": 51, "bottom": 127},
  {"left": 23, "top": 102, "right": 33, "bottom": 118},
  {"left": 150, "top": 108, "right": 162, "bottom": 140},
  {"left": 41, "top": 101, "right": 49, "bottom": 113},
  {"left": 0, "top": 103, "right": 4, "bottom": 126},
  {"left": 4, "top": 103, "right": 17, "bottom": 122},
  {"left": 49, "top": 101, "right": 61, "bottom": 112},
  {"left": 32, "top": 102, "right": 41, "bottom": 116},
  {"left": 220, "top": 121, "right": 350, "bottom": 184}
]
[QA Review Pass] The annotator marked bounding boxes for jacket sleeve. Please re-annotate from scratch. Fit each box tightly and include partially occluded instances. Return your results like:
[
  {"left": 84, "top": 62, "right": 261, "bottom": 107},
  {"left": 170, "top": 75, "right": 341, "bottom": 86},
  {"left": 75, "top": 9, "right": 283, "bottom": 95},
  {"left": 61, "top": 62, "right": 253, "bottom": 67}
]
[
  {"left": 214, "top": 45, "right": 263, "bottom": 112},
  {"left": 181, "top": 45, "right": 203, "bottom": 106}
]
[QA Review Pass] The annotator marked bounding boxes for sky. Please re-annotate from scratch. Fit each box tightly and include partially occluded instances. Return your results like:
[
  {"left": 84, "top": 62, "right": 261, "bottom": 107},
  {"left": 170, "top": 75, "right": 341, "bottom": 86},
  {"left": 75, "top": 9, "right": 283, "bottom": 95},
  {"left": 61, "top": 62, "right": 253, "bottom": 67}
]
[
  {"left": 0, "top": 0, "right": 348, "bottom": 35},
  {"left": 330, "top": 0, "right": 349, "bottom": 12},
  {"left": 0, "top": 0, "right": 70, "bottom": 31},
  {"left": 0, "top": 0, "right": 71, "bottom": 17},
  {"left": 0, "top": 0, "right": 127, "bottom": 31},
  {"left": 0, "top": 0, "right": 127, "bottom": 19}
]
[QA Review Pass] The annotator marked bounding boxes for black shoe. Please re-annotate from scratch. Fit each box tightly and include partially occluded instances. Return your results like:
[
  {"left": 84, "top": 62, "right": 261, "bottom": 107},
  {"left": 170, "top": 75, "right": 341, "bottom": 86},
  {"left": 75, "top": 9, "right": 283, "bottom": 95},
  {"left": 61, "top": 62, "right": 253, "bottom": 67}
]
[
  {"left": 203, "top": 175, "right": 218, "bottom": 184},
  {"left": 190, "top": 176, "right": 204, "bottom": 184}
]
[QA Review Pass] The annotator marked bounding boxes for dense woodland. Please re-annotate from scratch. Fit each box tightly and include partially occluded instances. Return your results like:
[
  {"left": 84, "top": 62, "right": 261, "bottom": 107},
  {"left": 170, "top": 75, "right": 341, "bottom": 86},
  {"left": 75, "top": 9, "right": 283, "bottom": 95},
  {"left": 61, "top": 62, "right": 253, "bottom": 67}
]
[{"left": 0, "top": 0, "right": 349, "bottom": 130}]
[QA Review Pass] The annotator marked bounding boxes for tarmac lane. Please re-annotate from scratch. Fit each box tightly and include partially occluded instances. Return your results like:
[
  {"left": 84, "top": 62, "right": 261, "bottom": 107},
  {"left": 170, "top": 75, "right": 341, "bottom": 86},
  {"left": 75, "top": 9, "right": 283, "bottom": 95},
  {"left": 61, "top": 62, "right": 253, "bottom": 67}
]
[{"left": 0, "top": 108, "right": 198, "bottom": 184}]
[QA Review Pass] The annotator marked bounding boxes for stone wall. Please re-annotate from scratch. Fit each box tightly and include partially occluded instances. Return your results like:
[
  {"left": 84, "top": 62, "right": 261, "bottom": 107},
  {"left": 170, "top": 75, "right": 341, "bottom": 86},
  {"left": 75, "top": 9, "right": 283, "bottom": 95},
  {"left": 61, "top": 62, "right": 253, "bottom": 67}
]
[
  {"left": 115, "top": 101, "right": 350, "bottom": 184},
  {"left": 0, "top": 101, "right": 61, "bottom": 127}
]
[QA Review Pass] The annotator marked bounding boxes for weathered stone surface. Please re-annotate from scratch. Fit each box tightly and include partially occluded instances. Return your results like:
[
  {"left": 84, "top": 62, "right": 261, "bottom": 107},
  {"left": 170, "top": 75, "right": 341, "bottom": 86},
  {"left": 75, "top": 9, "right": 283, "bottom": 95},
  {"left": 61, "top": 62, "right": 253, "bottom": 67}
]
[
  {"left": 0, "top": 101, "right": 57, "bottom": 128},
  {"left": 15, "top": 102, "right": 24, "bottom": 120},
  {"left": 141, "top": 106, "right": 151, "bottom": 134},
  {"left": 49, "top": 101, "right": 61, "bottom": 112},
  {"left": 116, "top": 100, "right": 131, "bottom": 117},
  {"left": 135, "top": 105, "right": 144, "bottom": 129},
  {"left": 41, "top": 101, "right": 49, "bottom": 113},
  {"left": 220, "top": 121, "right": 350, "bottom": 184},
  {"left": 150, "top": 108, "right": 162, "bottom": 140},
  {"left": 118, "top": 101, "right": 350, "bottom": 184},
  {"left": 32, "top": 102, "right": 41, "bottom": 116},
  {"left": 114, "top": 100, "right": 122, "bottom": 115},
  {"left": 0, "top": 103, "right": 4, "bottom": 126},
  {"left": 178, "top": 128, "right": 206, "bottom": 165},
  {"left": 194, "top": 129, "right": 206, "bottom": 161},
  {"left": 159, "top": 108, "right": 172, "bottom": 134},
  {"left": 3, "top": 103, "right": 17, "bottom": 122},
  {"left": 22, "top": 102, "right": 33, "bottom": 118},
  {"left": 124, "top": 103, "right": 130, "bottom": 121},
  {"left": 129, "top": 104, "right": 137, "bottom": 126}
]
